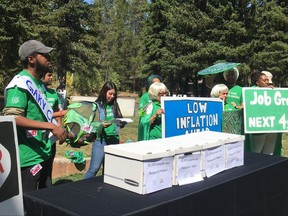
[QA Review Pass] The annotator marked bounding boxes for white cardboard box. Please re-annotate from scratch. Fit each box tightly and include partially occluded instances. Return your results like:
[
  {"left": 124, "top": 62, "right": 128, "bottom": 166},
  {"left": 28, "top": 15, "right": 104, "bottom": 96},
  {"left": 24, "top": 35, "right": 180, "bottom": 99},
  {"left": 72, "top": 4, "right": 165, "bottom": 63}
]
[
  {"left": 104, "top": 131, "right": 245, "bottom": 194},
  {"left": 173, "top": 144, "right": 203, "bottom": 185},
  {"left": 162, "top": 134, "right": 204, "bottom": 185},
  {"left": 197, "top": 131, "right": 245, "bottom": 173},
  {"left": 205, "top": 131, "right": 245, "bottom": 170},
  {"left": 104, "top": 140, "right": 175, "bottom": 194},
  {"left": 173, "top": 132, "right": 227, "bottom": 178},
  {"left": 203, "top": 142, "right": 225, "bottom": 178}
]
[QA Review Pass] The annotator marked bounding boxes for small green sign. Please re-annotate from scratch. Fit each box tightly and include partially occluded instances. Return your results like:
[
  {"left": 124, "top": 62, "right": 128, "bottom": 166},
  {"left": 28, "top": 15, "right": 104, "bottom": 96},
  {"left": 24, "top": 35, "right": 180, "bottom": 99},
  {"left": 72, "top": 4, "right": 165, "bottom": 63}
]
[{"left": 243, "top": 87, "right": 288, "bottom": 133}]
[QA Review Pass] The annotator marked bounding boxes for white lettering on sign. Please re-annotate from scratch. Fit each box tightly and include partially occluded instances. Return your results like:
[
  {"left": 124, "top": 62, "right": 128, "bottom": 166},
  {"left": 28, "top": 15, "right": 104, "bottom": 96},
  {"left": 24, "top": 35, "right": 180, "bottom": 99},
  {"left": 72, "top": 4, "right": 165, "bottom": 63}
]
[
  {"left": 176, "top": 114, "right": 218, "bottom": 129},
  {"left": 250, "top": 91, "right": 288, "bottom": 106},
  {"left": 187, "top": 102, "right": 207, "bottom": 113},
  {"left": 250, "top": 91, "right": 271, "bottom": 106},
  {"left": 248, "top": 116, "right": 275, "bottom": 128},
  {"left": 274, "top": 91, "right": 288, "bottom": 105},
  {"left": 185, "top": 128, "right": 210, "bottom": 134}
]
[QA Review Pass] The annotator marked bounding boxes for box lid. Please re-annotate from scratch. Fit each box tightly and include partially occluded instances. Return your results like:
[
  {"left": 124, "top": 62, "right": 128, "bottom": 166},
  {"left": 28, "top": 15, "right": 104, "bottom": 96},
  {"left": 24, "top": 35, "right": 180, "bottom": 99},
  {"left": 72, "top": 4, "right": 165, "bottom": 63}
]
[
  {"left": 163, "top": 134, "right": 203, "bottom": 154},
  {"left": 104, "top": 140, "right": 175, "bottom": 161},
  {"left": 197, "top": 131, "right": 245, "bottom": 144}
]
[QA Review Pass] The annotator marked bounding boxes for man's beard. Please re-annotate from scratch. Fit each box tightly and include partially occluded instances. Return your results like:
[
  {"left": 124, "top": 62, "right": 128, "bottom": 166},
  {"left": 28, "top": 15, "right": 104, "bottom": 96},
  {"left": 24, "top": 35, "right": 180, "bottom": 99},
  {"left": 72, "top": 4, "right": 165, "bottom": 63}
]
[{"left": 35, "top": 59, "right": 52, "bottom": 74}]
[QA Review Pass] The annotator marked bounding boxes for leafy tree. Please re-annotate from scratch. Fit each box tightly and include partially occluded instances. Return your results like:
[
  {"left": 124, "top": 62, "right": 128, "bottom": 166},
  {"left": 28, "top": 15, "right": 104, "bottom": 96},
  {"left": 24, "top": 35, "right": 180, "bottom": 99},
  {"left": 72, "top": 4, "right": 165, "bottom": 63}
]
[
  {"left": 0, "top": 0, "right": 48, "bottom": 94},
  {"left": 0, "top": 0, "right": 102, "bottom": 96},
  {"left": 0, "top": 0, "right": 287, "bottom": 97},
  {"left": 143, "top": 0, "right": 288, "bottom": 96},
  {"left": 44, "top": 0, "right": 102, "bottom": 95},
  {"left": 142, "top": 0, "right": 171, "bottom": 83},
  {"left": 95, "top": 0, "right": 147, "bottom": 93}
]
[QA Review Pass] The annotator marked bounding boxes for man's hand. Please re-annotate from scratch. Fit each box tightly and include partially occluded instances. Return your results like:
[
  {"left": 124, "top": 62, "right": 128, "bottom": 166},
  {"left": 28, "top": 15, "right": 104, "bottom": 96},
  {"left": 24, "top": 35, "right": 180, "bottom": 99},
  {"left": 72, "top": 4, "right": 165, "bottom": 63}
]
[{"left": 51, "top": 124, "right": 66, "bottom": 143}]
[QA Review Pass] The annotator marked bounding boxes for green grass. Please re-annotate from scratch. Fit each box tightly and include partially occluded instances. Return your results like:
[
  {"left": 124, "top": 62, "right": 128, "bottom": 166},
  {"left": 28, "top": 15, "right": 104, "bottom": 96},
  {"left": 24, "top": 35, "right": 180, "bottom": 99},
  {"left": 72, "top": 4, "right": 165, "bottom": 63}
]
[
  {"left": 53, "top": 173, "right": 84, "bottom": 185},
  {"left": 282, "top": 133, "right": 288, "bottom": 157},
  {"left": 53, "top": 168, "right": 103, "bottom": 185}
]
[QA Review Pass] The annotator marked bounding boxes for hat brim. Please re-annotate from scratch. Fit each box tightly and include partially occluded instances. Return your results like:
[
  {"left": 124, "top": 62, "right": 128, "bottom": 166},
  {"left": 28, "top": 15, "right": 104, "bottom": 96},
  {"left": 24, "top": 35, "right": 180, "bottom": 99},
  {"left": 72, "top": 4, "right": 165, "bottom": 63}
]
[{"left": 36, "top": 46, "right": 54, "bottom": 54}]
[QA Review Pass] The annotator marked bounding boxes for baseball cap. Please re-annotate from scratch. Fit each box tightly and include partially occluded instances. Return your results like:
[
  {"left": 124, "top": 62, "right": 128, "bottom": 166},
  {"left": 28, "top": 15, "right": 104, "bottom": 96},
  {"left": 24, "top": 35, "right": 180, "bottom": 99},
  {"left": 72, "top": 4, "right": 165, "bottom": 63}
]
[
  {"left": 261, "top": 71, "right": 273, "bottom": 84},
  {"left": 19, "top": 40, "right": 54, "bottom": 60}
]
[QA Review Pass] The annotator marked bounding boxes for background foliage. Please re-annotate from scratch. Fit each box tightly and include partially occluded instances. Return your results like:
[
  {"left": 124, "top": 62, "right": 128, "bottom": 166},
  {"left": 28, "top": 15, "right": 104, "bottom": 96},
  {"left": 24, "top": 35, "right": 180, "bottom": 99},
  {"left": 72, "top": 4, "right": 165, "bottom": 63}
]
[{"left": 0, "top": 0, "right": 287, "bottom": 97}]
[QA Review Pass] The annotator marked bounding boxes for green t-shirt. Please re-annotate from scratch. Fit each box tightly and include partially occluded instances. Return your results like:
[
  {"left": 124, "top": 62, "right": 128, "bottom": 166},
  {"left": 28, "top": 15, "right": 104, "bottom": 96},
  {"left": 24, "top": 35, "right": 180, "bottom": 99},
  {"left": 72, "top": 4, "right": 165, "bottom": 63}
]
[
  {"left": 5, "top": 70, "right": 51, "bottom": 167},
  {"left": 149, "top": 102, "right": 162, "bottom": 140},
  {"left": 139, "top": 92, "right": 150, "bottom": 112},
  {"left": 45, "top": 87, "right": 61, "bottom": 112},
  {"left": 224, "top": 102, "right": 236, "bottom": 112},
  {"left": 226, "top": 85, "right": 243, "bottom": 107},
  {"left": 104, "top": 104, "right": 116, "bottom": 137}
]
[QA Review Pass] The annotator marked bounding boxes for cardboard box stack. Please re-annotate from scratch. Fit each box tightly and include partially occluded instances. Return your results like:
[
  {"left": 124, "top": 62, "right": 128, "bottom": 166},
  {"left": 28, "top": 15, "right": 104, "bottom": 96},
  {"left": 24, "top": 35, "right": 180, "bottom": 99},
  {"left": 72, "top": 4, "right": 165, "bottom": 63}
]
[{"left": 104, "top": 131, "right": 245, "bottom": 194}]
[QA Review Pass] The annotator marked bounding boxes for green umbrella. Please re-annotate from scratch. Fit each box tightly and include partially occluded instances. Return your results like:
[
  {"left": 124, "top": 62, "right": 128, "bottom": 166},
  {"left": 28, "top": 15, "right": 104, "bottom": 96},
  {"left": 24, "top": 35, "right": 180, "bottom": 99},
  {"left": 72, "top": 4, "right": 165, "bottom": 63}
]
[{"left": 198, "top": 62, "right": 241, "bottom": 75}]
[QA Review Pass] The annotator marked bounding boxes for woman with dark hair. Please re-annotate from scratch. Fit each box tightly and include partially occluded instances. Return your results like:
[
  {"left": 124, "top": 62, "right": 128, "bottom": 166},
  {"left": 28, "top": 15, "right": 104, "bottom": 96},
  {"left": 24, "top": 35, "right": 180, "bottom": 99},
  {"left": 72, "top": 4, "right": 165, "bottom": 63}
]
[
  {"left": 84, "top": 81, "right": 126, "bottom": 178},
  {"left": 246, "top": 70, "right": 281, "bottom": 156},
  {"left": 250, "top": 69, "right": 270, "bottom": 87}
]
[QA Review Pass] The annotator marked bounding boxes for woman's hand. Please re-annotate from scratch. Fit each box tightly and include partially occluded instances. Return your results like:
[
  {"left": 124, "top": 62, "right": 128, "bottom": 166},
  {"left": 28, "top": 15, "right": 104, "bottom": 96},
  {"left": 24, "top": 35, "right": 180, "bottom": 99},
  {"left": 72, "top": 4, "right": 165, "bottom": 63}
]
[
  {"left": 156, "top": 108, "right": 164, "bottom": 115},
  {"left": 150, "top": 108, "right": 164, "bottom": 124}
]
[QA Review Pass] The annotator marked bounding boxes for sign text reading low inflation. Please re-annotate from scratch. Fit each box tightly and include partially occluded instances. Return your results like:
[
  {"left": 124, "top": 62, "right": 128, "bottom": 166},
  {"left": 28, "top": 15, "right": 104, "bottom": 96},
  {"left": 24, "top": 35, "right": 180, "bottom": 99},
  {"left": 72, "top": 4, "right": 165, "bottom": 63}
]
[
  {"left": 243, "top": 88, "right": 288, "bottom": 133},
  {"left": 162, "top": 97, "right": 223, "bottom": 138},
  {"left": 176, "top": 102, "right": 219, "bottom": 130}
]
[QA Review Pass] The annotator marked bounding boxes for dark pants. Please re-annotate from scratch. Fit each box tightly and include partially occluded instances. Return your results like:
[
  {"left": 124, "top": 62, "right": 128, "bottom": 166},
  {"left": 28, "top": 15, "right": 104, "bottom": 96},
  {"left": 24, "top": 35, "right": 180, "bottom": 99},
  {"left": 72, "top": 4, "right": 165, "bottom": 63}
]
[
  {"left": 39, "top": 143, "right": 56, "bottom": 189},
  {"left": 21, "top": 157, "right": 53, "bottom": 193}
]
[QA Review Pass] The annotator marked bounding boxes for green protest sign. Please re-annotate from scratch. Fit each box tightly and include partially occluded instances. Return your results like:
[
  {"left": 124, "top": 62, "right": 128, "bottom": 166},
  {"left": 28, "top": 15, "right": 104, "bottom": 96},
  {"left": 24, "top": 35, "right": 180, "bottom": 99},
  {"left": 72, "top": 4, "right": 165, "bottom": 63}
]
[{"left": 243, "top": 87, "right": 288, "bottom": 133}]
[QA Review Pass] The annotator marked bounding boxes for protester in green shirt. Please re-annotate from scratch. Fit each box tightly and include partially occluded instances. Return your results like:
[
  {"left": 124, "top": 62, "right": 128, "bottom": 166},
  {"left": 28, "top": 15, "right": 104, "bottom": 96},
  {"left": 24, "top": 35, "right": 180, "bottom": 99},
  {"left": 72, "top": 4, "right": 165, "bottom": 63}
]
[
  {"left": 39, "top": 71, "right": 63, "bottom": 188},
  {"left": 138, "top": 74, "right": 162, "bottom": 112},
  {"left": 138, "top": 82, "right": 169, "bottom": 140},
  {"left": 84, "top": 81, "right": 126, "bottom": 179},
  {"left": 3, "top": 40, "right": 66, "bottom": 192},
  {"left": 223, "top": 67, "right": 243, "bottom": 109},
  {"left": 245, "top": 69, "right": 281, "bottom": 155},
  {"left": 210, "top": 84, "right": 236, "bottom": 112},
  {"left": 138, "top": 74, "right": 161, "bottom": 141}
]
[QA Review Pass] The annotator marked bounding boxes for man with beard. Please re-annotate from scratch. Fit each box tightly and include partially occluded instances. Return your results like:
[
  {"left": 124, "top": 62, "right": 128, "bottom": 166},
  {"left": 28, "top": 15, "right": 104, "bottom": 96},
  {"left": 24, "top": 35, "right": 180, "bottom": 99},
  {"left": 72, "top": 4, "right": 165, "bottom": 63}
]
[{"left": 3, "top": 40, "right": 66, "bottom": 192}]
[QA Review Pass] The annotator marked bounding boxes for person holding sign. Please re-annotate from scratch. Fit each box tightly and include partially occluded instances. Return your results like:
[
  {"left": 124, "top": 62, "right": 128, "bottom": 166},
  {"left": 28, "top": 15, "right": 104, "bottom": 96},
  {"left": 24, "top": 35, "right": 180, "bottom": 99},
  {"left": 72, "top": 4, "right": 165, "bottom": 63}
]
[
  {"left": 138, "top": 74, "right": 162, "bottom": 141},
  {"left": 261, "top": 71, "right": 274, "bottom": 88},
  {"left": 138, "top": 82, "right": 168, "bottom": 140},
  {"left": 139, "top": 74, "right": 162, "bottom": 112},
  {"left": 223, "top": 67, "right": 243, "bottom": 109},
  {"left": 246, "top": 70, "right": 281, "bottom": 155},
  {"left": 3, "top": 40, "right": 66, "bottom": 192},
  {"left": 250, "top": 69, "right": 270, "bottom": 87},
  {"left": 211, "top": 84, "right": 244, "bottom": 135},
  {"left": 210, "top": 84, "right": 236, "bottom": 111}
]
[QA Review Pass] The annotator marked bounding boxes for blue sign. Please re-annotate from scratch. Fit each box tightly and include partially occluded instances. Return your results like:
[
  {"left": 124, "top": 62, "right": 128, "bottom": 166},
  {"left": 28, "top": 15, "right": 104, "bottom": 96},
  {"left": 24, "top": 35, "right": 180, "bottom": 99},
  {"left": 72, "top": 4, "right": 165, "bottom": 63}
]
[{"left": 161, "top": 97, "right": 223, "bottom": 138}]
